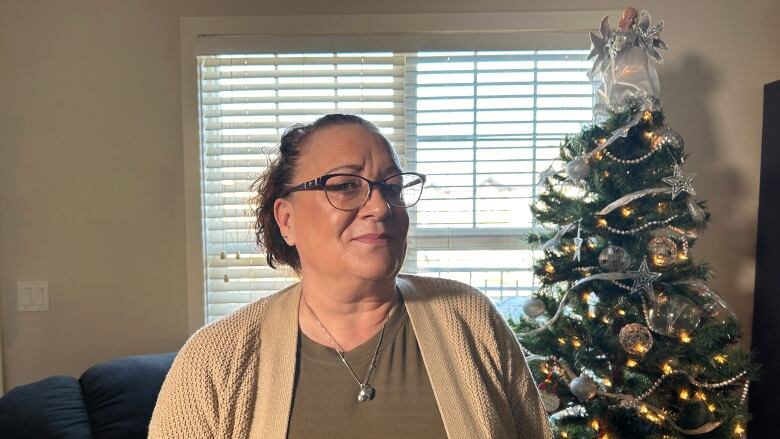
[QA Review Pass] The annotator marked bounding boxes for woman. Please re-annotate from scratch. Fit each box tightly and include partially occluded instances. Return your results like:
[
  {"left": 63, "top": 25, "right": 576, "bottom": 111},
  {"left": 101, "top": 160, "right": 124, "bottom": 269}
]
[{"left": 149, "top": 114, "right": 553, "bottom": 439}]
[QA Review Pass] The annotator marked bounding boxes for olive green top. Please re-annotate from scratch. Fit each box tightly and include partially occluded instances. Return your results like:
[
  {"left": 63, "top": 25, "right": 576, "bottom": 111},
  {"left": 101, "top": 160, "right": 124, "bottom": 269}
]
[{"left": 287, "top": 294, "right": 448, "bottom": 438}]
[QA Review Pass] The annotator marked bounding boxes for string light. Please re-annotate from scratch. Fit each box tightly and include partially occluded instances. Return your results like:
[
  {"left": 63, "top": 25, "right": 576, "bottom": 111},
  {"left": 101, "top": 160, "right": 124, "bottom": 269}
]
[
  {"left": 626, "top": 358, "right": 638, "bottom": 367},
  {"left": 561, "top": 432, "right": 569, "bottom": 438},
  {"left": 587, "top": 310, "right": 597, "bottom": 319},
  {"left": 734, "top": 424, "right": 745, "bottom": 435},
  {"left": 662, "top": 362, "right": 673, "bottom": 374},
  {"left": 617, "top": 309, "right": 626, "bottom": 316},
  {"left": 598, "top": 138, "right": 607, "bottom": 145},
  {"left": 572, "top": 338, "right": 582, "bottom": 348},
  {"left": 713, "top": 354, "right": 728, "bottom": 364},
  {"left": 708, "top": 403, "right": 716, "bottom": 412},
  {"left": 694, "top": 391, "right": 707, "bottom": 401},
  {"left": 594, "top": 151, "right": 605, "bottom": 161},
  {"left": 591, "top": 419, "right": 600, "bottom": 431},
  {"left": 545, "top": 262, "right": 555, "bottom": 274},
  {"left": 621, "top": 207, "right": 633, "bottom": 217},
  {"left": 558, "top": 337, "right": 567, "bottom": 345},
  {"left": 602, "top": 170, "right": 610, "bottom": 177},
  {"left": 582, "top": 291, "right": 591, "bottom": 301},
  {"left": 642, "top": 111, "right": 653, "bottom": 121},
  {"left": 677, "top": 252, "right": 689, "bottom": 261},
  {"left": 597, "top": 218, "right": 608, "bottom": 228},
  {"left": 644, "top": 131, "right": 655, "bottom": 139},
  {"left": 679, "top": 331, "right": 692, "bottom": 343},
  {"left": 652, "top": 255, "right": 667, "bottom": 266},
  {"left": 679, "top": 389, "right": 690, "bottom": 400}
]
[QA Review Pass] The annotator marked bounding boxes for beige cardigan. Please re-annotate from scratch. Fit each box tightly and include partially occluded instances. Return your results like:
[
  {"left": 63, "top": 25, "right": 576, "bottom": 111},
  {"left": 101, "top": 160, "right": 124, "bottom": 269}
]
[{"left": 148, "top": 274, "right": 553, "bottom": 439}]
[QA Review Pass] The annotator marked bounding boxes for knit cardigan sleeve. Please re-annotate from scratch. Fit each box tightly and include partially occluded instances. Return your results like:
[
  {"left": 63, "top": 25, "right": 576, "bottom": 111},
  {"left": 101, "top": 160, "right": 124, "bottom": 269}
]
[
  {"left": 489, "top": 306, "right": 554, "bottom": 439},
  {"left": 147, "top": 328, "right": 220, "bottom": 438},
  {"left": 148, "top": 299, "right": 269, "bottom": 439},
  {"left": 404, "top": 274, "right": 553, "bottom": 438}
]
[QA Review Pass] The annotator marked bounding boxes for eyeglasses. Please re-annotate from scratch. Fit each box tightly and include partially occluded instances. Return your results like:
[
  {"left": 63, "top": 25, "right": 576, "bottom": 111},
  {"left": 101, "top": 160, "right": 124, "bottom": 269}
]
[{"left": 280, "top": 172, "right": 426, "bottom": 211}]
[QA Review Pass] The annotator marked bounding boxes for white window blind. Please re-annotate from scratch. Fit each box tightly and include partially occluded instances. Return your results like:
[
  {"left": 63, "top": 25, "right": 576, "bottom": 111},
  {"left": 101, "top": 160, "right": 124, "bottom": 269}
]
[
  {"left": 403, "top": 51, "right": 594, "bottom": 320},
  {"left": 198, "top": 50, "right": 594, "bottom": 322}
]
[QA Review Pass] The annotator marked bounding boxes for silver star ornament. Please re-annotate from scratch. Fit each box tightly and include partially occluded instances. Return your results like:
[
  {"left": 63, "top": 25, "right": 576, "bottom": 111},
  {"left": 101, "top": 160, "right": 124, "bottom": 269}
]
[
  {"left": 662, "top": 165, "right": 696, "bottom": 199},
  {"left": 628, "top": 258, "right": 661, "bottom": 295}
]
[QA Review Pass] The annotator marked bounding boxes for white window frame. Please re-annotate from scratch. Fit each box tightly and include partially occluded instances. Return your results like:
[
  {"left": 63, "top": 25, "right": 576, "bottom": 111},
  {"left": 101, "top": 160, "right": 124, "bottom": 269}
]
[{"left": 179, "top": 11, "right": 618, "bottom": 333}]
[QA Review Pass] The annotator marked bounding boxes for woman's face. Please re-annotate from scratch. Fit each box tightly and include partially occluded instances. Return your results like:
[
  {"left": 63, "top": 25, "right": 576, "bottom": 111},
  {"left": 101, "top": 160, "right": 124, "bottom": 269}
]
[{"left": 275, "top": 124, "right": 410, "bottom": 283}]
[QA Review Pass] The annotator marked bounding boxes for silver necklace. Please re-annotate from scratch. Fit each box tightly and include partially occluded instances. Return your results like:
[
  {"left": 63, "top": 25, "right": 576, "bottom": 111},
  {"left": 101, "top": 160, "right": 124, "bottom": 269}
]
[{"left": 301, "top": 293, "right": 396, "bottom": 402}]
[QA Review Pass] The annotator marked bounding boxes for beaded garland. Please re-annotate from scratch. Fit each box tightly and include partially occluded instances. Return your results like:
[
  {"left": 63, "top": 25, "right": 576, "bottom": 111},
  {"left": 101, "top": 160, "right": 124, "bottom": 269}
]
[
  {"left": 603, "top": 146, "right": 660, "bottom": 164},
  {"left": 603, "top": 215, "right": 679, "bottom": 235}
]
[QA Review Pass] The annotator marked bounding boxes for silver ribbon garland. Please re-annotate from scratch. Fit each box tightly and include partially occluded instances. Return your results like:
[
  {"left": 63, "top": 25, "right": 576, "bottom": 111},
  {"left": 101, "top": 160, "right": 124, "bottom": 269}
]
[
  {"left": 540, "top": 222, "right": 577, "bottom": 251},
  {"left": 596, "top": 183, "right": 700, "bottom": 217},
  {"left": 574, "top": 272, "right": 636, "bottom": 286},
  {"left": 585, "top": 110, "right": 645, "bottom": 161},
  {"left": 597, "top": 187, "right": 672, "bottom": 215}
]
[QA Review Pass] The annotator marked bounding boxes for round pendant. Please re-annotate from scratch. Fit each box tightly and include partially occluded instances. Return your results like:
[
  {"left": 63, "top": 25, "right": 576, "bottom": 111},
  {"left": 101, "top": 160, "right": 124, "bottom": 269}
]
[{"left": 358, "top": 385, "right": 375, "bottom": 402}]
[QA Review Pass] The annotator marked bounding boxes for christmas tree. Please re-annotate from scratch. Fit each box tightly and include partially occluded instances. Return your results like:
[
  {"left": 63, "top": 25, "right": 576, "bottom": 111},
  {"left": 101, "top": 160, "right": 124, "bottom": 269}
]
[{"left": 513, "top": 8, "right": 759, "bottom": 439}]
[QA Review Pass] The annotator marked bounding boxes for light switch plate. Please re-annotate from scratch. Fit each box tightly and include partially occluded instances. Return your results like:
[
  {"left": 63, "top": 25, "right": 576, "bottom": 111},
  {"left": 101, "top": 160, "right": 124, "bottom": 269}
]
[{"left": 17, "top": 281, "right": 49, "bottom": 312}]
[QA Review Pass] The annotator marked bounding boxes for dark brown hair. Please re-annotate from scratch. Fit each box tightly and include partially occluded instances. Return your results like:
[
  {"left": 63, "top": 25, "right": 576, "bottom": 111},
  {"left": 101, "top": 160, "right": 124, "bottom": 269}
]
[{"left": 249, "top": 114, "right": 390, "bottom": 272}]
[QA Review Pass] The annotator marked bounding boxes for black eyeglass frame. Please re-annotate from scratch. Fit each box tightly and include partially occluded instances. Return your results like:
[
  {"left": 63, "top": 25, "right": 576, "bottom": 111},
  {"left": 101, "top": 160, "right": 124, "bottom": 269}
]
[{"left": 279, "top": 172, "right": 427, "bottom": 211}]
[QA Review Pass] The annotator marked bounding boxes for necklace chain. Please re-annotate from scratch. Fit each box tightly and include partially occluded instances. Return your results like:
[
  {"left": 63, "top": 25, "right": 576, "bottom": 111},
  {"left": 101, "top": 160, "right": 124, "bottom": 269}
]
[{"left": 301, "top": 292, "right": 397, "bottom": 395}]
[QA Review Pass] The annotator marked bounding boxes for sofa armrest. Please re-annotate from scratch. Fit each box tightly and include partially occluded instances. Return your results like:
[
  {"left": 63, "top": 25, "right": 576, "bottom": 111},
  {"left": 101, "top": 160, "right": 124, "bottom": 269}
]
[
  {"left": 0, "top": 375, "right": 92, "bottom": 438},
  {"left": 80, "top": 352, "right": 176, "bottom": 439}
]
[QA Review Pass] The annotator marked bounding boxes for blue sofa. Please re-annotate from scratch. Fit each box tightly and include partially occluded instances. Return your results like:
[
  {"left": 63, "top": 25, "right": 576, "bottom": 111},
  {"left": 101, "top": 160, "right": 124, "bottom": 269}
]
[{"left": 0, "top": 352, "right": 175, "bottom": 438}]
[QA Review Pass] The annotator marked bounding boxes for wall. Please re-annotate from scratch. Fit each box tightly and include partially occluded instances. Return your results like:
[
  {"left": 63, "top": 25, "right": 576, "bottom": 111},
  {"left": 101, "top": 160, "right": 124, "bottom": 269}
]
[{"left": 1, "top": 0, "right": 778, "bottom": 390}]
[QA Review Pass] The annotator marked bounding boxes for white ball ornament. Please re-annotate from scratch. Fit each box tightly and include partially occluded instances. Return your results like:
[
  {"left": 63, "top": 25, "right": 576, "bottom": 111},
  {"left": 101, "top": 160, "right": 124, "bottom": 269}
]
[
  {"left": 523, "top": 298, "right": 546, "bottom": 318},
  {"left": 569, "top": 375, "right": 598, "bottom": 402}
]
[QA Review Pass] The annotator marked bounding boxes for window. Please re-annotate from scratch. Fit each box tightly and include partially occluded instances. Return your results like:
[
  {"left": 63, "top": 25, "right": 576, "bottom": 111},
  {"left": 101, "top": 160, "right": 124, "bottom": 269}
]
[{"left": 198, "top": 50, "right": 595, "bottom": 322}]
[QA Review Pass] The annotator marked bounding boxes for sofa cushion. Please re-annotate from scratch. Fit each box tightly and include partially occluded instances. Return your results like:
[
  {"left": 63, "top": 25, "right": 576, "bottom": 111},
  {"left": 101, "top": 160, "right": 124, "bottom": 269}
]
[
  {"left": 80, "top": 352, "right": 175, "bottom": 439},
  {"left": 0, "top": 375, "right": 92, "bottom": 438}
]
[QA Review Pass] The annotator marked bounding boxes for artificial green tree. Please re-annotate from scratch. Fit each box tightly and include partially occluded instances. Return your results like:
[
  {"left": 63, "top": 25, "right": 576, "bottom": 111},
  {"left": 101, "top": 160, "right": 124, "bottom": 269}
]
[{"left": 513, "top": 8, "right": 758, "bottom": 439}]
